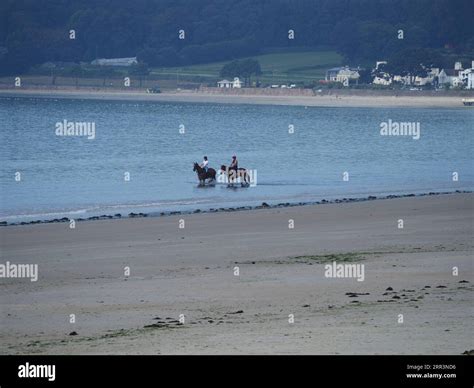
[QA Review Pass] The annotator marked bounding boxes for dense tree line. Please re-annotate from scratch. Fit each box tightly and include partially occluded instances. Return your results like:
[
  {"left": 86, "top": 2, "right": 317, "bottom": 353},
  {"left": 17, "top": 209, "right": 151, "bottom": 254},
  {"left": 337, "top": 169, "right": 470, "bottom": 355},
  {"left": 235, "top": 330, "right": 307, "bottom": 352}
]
[{"left": 0, "top": 0, "right": 472, "bottom": 75}]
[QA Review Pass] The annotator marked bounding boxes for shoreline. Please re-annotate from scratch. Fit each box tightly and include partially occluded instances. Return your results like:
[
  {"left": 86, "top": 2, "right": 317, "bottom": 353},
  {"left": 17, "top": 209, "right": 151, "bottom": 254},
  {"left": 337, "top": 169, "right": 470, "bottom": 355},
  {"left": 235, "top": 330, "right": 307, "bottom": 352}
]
[
  {"left": 1, "top": 88, "right": 472, "bottom": 108},
  {"left": 1, "top": 189, "right": 471, "bottom": 227}
]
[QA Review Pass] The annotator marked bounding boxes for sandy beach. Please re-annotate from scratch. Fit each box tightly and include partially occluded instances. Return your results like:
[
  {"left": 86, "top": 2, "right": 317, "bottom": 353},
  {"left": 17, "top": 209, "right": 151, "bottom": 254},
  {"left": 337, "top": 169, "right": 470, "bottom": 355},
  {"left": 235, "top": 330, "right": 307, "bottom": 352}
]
[
  {"left": 1, "top": 193, "right": 472, "bottom": 354},
  {"left": 1, "top": 88, "right": 471, "bottom": 108}
]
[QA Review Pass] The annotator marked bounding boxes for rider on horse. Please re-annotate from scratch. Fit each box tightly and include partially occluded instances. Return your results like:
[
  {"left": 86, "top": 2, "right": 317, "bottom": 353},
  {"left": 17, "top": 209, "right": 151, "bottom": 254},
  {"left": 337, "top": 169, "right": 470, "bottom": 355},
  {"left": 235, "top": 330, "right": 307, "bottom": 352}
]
[
  {"left": 194, "top": 159, "right": 216, "bottom": 186},
  {"left": 230, "top": 155, "right": 238, "bottom": 174},
  {"left": 200, "top": 156, "right": 209, "bottom": 172}
]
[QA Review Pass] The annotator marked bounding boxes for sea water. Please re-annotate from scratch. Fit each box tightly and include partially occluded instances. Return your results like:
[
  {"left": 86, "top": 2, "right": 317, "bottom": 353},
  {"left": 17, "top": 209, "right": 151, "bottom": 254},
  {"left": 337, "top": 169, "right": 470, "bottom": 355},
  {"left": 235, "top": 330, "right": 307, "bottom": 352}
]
[{"left": 0, "top": 97, "right": 472, "bottom": 222}]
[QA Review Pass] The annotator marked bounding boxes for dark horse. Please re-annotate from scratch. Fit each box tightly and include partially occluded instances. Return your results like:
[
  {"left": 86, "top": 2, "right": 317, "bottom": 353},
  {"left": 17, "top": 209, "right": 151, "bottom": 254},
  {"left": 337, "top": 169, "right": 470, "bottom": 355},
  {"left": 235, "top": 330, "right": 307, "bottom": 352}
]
[
  {"left": 193, "top": 162, "right": 216, "bottom": 186},
  {"left": 220, "top": 165, "right": 250, "bottom": 187}
]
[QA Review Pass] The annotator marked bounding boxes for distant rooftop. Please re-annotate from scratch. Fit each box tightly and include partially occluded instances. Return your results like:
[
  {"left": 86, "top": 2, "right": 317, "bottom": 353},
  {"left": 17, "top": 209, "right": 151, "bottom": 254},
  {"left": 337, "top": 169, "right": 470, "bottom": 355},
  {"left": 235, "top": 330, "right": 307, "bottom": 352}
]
[{"left": 91, "top": 57, "right": 138, "bottom": 66}]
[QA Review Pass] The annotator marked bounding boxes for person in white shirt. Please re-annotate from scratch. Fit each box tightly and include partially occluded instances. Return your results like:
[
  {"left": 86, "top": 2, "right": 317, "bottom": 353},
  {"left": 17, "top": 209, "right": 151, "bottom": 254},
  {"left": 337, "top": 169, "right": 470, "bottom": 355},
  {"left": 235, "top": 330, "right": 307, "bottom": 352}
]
[{"left": 200, "top": 156, "right": 209, "bottom": 172}]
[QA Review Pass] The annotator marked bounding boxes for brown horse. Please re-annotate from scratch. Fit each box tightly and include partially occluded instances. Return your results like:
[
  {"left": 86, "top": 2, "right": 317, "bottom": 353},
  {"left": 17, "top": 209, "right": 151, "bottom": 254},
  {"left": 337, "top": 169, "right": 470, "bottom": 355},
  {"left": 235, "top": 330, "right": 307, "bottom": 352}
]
[
  {"left": 220, "top": 165, "right": 250, "bottom": 187},
  {"left": 193, "top": 162, "right": 216, "bottom": 186}
]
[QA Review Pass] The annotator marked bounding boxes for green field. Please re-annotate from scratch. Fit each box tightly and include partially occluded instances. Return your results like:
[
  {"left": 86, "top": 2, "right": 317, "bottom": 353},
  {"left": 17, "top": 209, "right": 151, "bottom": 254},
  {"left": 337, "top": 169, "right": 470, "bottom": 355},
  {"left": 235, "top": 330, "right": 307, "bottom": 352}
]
[{"left": 151, "top": 50, "right": 343, "bottom": 86}]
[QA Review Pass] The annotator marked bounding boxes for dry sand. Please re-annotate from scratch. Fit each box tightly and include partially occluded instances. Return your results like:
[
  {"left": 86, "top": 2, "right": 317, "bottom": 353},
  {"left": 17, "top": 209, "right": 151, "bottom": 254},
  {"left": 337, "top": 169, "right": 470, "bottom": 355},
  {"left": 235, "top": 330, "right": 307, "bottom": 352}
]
[
  {"left": 0, "top": 193, "right": 473, "bottom": 354},
  {"left": 0, "top": 88, "right": 470, "bottom": 108}
]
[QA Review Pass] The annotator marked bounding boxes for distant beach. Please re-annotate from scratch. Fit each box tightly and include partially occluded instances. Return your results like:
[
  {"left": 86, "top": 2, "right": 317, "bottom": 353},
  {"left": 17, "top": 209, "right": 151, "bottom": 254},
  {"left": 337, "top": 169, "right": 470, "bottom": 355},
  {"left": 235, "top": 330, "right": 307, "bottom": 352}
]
[{"left": 1, "top": 88, "right": 472, "bottom": 108}]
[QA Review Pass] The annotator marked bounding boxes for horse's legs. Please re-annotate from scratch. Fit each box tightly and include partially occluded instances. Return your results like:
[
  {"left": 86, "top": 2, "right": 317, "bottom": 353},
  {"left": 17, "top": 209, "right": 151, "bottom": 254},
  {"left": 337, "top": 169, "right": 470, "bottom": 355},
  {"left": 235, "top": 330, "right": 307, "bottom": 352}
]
[
  {"left": 229, "top": 170, "right": 237, "bottom": 185},
  {"left": 240, "top": 172, "right": 248, "bottom": 186}
]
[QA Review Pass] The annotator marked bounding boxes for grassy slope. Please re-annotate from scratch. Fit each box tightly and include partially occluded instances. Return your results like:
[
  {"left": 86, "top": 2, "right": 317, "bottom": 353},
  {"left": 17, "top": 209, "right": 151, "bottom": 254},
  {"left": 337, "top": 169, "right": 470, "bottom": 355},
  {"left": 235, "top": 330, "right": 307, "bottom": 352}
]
[{"left": 150, "top": 50, "right": 343, "bottom": 86}]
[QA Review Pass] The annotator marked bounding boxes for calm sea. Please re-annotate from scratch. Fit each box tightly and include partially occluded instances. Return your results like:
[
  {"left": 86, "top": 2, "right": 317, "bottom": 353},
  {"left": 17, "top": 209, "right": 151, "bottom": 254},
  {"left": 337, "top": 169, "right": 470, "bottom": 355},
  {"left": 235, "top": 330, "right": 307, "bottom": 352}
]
[{"left": 0, "top": 97, "right": 472, "bottom": 221}]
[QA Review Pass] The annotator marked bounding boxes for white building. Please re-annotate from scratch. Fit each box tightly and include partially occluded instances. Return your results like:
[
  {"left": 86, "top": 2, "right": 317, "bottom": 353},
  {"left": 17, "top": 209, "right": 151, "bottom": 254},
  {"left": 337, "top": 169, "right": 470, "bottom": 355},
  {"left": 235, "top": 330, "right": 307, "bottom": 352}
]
[
  {"left": 91, "top": 57, "right": 138, "bottom": 66},
  {"left": 217, "top": 77, "right": 242, "bottom": 88},
  {"left": 232, "top": 77, "right": 242, "bottom": 88},
  {"left": 391, "top": 68, "right": 437, "bottom": 86},
  {"left": 372, "top": 60, "right": 392, "bottom": 85},
  {"left": 458, "top": 61, "right": 474, "bottom": 89},
  {"left": 438, "top": 61, "right": 474, "bottom": 88},
  {"left": 325, "top": 67, "right": 342, "bottom": 81},
  {"left": 373, "top": 75, "right": 392, "bottom": 86},
  {"left": 336, "top": 68, "right": 360, "bottom": 86},
  {"left": 468, "top": 72, "right": 474, "bottom": 89},
  {"left": 370, "top": 60, "right": 474, "bottom": 88},
  {"left": 413, "top": 68, "right": 439, "bottom": 86},
  {"left": 438, "top": 69, "right": 462, "bottom": 87},
  {"left": 217, "top": 79, "right": 232, "bottom": 88},
  {"left": 325, "top": 66, "right": 360, "bottom": 86},
  {"left": 372, "top": 59, "right": 446, "bottom": 87}
]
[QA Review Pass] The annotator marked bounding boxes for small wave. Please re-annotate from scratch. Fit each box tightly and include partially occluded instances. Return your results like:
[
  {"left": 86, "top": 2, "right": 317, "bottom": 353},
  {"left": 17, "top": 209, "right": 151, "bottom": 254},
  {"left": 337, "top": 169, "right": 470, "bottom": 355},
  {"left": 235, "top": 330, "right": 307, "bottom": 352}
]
[
  {"left": 0, "top": 208, "right": 90, "bottom": 220},
  {"left": 100, "top": 198, "right": 216, "bottom": 209},
  {"left": 0, "top": 198, "right": 221, "bottom": 220},
  {"left": 255, "top": 182, "right": 319, "bottom": 187}
]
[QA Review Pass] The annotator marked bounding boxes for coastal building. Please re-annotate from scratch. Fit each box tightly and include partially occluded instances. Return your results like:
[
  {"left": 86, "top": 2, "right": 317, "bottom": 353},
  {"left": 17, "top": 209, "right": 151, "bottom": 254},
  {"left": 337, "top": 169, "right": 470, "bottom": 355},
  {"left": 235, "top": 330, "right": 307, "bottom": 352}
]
[
  {"left": 217, "top": 77, "right": 242, "bottom": 88},
  {"left": 372, "top": 61, "right": 392, "bottom": 85},
  {"left": 217, "top": 79, "right": 232, "bottom": 88},
  {"left": 232, "top": 77, "right": 242, "bottom": 88},
  {"left": 372, "top": 59, "right": 439, "bottom": 87},
  {"left": 458, "top": 61, "right": 474, "bottom": 89},
  {"left": 392, "top": 75, "right": 409, "bottom": 84},
  {"left": 325, "top": 67, "right": 343, "bottom": 81},
  {"left": 413, "top": 68, "right": 439, "bottom": 86},
  {"left": 437, "top": 61, "right": 474, "bottom": 88},
  {"left": 467, "top": 70, "right": 474, "bottom": 89},
  {"left": 335, "top": 59, "right": 473, "bottom": 89},
  {"left": 325, "top": 66, "right": 360, "bottom": 86},
  {"left": 91, "top": 57, "right": 138, "bottom": 66},
  {"left": 336, "top": 68, "right": 360, "bottom": 86},
  {"left": 438, "top": 69, "right": 462, "bottom": 87}
]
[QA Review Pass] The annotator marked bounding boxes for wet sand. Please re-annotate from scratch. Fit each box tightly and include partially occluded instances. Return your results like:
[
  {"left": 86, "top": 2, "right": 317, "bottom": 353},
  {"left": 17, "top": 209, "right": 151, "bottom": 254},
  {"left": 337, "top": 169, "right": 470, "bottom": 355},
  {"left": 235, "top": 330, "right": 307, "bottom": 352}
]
[{"left": 1, "top": 193, "right": 472, "bottom": 354}]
